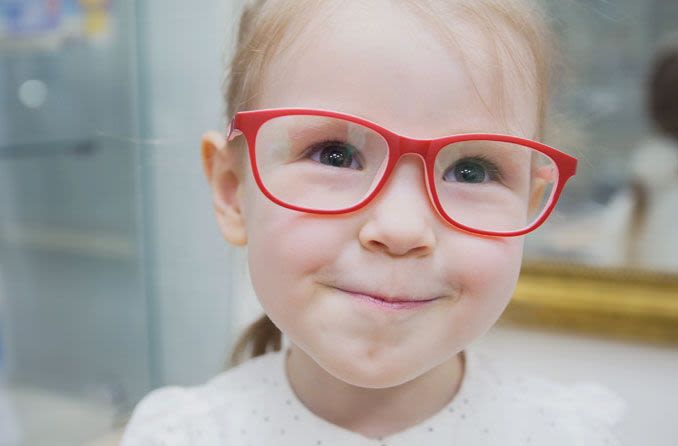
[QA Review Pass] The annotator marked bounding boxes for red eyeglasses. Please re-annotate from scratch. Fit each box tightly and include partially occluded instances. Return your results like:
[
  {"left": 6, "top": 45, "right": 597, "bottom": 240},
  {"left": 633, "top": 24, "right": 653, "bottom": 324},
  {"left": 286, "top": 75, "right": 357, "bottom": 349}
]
[{"left": 225, "top": 108, "right": 577, "bottom": 237}]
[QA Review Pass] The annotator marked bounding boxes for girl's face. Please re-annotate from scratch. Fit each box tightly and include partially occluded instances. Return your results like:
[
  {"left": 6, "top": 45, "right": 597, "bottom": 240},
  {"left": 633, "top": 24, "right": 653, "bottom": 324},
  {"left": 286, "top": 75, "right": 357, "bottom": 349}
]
[{"left": 208, "top": 2, "right": 538, "bottom": 388}]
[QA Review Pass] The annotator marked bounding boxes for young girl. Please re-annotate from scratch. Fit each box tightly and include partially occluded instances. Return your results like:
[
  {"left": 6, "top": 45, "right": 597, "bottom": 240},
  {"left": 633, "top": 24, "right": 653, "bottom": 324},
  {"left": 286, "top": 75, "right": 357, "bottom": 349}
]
[{"left": 121, "top": 0, "right": 626, "bottom": 444}]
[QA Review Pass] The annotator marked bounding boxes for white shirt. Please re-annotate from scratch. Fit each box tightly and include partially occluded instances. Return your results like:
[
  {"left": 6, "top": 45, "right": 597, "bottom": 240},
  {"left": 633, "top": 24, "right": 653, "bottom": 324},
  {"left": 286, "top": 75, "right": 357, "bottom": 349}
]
[{"left": 120, "top": 347, "right": 626, "bottom": 445}]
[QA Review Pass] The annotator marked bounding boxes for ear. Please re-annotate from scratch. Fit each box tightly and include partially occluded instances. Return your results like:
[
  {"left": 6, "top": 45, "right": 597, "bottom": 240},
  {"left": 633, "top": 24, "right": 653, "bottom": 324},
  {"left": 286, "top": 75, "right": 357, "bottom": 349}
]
[
  {"left": 527, "top": 164, "right": 557, "bottom": 217},
  {"left": 527, "top": 177, "right": 548, "bottom": 218},
  {"left": 201, "top": 131, "right": 247, "bottom": 246}
]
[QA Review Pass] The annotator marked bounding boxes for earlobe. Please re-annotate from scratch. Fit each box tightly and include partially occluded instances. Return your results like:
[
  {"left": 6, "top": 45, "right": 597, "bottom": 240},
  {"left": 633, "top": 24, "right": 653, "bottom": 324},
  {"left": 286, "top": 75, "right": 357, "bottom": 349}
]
[{"left": 201, "top": 131, "right": 248, "bottom": 246}]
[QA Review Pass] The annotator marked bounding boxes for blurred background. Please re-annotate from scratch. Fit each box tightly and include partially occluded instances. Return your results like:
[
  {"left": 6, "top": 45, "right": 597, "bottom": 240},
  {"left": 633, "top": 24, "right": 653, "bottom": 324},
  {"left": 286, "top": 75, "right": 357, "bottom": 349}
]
[{"left": 0, "top": 0, "right": 676, "bottom": 445}]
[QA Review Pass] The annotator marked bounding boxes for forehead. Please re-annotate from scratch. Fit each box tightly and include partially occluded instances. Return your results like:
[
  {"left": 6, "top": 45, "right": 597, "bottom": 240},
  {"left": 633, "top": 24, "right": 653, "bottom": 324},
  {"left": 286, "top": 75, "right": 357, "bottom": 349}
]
[{"left": 257, "top": 0, "right": 538, "bottom": 139}]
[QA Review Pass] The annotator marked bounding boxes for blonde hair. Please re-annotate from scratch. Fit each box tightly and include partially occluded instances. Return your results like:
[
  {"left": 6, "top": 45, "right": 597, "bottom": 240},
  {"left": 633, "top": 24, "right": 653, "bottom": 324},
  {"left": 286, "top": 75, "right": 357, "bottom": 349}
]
[{"left": 224, "top": 0, "right": 557, "bottom": 368}]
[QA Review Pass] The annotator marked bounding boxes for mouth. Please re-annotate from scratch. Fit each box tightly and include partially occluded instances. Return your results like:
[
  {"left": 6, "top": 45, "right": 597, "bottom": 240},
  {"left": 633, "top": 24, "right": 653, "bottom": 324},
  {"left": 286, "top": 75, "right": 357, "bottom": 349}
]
[{"left": 332, "top": 286, "right": 441, "bottom": 310}]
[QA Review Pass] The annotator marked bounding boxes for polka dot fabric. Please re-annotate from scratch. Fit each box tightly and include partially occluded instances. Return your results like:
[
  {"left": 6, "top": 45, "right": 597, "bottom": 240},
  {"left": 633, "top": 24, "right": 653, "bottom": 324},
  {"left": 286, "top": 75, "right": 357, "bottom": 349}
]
[{"left": 120, "top": 348, "right": 626, "bottom": 445}]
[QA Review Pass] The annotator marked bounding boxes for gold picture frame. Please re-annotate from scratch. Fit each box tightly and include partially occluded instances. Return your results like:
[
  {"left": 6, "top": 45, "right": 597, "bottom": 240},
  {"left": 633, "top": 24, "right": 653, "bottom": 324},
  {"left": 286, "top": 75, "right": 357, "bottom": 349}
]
[{"left": 502, "top": 261, "right": 678, "bottom": 345}]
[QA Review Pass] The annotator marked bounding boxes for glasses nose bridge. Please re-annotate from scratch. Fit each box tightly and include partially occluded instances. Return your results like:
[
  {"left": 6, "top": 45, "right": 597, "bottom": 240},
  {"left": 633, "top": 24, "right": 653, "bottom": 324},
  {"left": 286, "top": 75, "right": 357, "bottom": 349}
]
[
  {"left": 388, "top": 136, "right": 433, "bottom": 194},
  {"left": 396, "top": 135, "right": 432, "bottom": 158}
]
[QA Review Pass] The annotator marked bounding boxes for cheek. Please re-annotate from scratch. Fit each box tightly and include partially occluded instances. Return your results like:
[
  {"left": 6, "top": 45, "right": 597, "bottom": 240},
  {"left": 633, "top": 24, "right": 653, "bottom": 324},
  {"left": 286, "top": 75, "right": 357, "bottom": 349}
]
[
  {"left": 459, "top": 235, "right": 523, "bottom": 298},
  {"left": 243, "top": 179, "right": 357, "bottom": 316},
  {"left": 438, "top": 234, "right": 524, "bottom": 340},
  {"left": 246, "top": 211, "right": 349, "bottom": 281}
]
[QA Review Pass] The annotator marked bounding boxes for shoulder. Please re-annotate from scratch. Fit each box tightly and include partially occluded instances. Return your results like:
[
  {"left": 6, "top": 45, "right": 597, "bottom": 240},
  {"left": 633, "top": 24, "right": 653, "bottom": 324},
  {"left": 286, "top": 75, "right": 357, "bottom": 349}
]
[
  {"left": 468, "top": 351, "right": 628, "bottom": 444},
  {"left": 120, "top": 351, "right": 282, "bottom": 446},
  {"left": 119, "top": 386, "right": 210, "bottom": 446}
]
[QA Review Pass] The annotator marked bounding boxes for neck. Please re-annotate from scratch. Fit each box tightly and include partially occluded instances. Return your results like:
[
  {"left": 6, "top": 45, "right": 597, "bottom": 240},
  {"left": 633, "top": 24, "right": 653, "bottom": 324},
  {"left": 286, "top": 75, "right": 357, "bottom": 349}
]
[{"left": 284, "top": 343, "right": 465, "bottom": 439}]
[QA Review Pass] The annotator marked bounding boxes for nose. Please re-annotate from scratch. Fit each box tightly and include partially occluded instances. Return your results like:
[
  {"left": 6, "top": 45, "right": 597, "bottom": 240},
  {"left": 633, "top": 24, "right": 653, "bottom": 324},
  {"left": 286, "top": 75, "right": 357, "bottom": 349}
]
[{"left": 358, "top": 155, "right": 437, "bottom": 258}]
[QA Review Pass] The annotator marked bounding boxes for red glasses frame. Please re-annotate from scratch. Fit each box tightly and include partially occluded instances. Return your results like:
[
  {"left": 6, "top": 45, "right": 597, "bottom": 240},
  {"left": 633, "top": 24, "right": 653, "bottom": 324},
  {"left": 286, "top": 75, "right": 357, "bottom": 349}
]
[{"left": 225, "top": 107, "right": 578, "bottom": 237}]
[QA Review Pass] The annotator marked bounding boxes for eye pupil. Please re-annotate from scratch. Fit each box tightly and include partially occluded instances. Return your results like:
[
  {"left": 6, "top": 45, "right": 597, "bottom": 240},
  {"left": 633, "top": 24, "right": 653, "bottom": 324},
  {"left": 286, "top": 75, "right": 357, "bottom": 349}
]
[
  {"left": 453, "top": 161, "right": 486, "bottom": 183},
  {"left": 320, "top": 146, "right": 352, "bottom": 167}
]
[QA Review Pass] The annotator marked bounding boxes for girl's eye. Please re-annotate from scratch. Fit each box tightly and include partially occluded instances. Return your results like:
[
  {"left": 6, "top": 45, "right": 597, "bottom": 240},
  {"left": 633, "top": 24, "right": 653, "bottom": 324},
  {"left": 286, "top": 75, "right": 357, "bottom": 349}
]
[
  {"left": 306, "top": 140, "right": 363, "bottom": 170},
  {"left": 443, "top": 157, "right": 501, "bottom": 183}
]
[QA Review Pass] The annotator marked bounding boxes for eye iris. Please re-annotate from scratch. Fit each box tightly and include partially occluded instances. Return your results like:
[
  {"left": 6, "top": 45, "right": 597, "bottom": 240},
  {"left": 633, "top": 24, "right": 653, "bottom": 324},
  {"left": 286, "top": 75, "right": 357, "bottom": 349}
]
[
  {"left": 454, "top": 161, "right": 486, "bottom": 183},
  {"left": 320, "top": 145, "right": 352, "bottom": 167}
]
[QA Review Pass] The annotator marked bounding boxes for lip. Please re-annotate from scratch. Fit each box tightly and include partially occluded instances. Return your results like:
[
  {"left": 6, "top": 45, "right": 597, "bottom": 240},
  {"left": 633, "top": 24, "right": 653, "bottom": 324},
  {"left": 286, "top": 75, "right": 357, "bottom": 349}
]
[{"left": 334, "top": 287, "right": 440, "bottom": 310}]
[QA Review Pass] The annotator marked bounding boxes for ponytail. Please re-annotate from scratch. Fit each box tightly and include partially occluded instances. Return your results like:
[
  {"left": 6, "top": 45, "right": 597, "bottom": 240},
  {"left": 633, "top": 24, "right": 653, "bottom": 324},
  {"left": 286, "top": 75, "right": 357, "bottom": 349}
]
[{"left": 227, "top": 313, "right": 282, "bottom": 369}]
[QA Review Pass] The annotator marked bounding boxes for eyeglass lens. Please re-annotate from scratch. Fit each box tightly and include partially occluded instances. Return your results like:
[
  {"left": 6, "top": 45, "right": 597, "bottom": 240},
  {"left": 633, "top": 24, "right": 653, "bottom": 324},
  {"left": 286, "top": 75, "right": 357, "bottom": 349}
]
[{"left": 253, "top": 115, "right": 558, "bottom": 233}]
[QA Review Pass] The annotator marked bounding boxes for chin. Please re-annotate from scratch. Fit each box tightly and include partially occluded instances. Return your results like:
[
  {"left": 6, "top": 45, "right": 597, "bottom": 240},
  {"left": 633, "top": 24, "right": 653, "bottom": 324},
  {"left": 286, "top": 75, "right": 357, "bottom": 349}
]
[{"left": 321, "top": 350, "right": 422, "bottom": 389}]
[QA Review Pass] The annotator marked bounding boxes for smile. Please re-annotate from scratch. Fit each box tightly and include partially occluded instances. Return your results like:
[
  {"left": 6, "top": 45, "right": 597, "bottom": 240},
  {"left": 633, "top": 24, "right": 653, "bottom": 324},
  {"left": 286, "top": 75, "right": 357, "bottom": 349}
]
[{"left": 334, "top": 287, "right": 440, "bottom": 311}]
